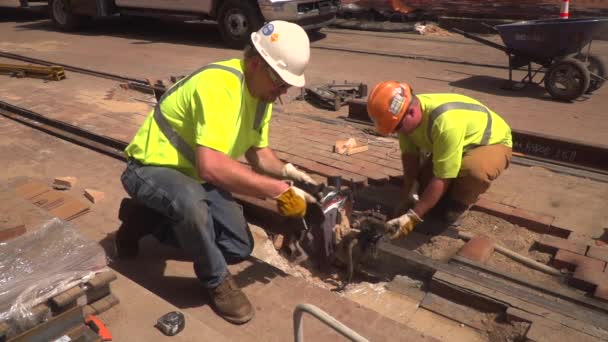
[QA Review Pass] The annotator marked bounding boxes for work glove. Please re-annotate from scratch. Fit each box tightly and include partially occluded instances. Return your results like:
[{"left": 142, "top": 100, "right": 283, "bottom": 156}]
[
  {"left": 281, "top": 163, "right": 318, "bottom": 186},
  {"left": 274, "top": 185, "right": 317, "bottom": 218},
  {"left": 393, "top": 181, "right": 420, "bottom": 217},
  {"left": 386, "top": 209, "right": 423, "bottom": 240}
]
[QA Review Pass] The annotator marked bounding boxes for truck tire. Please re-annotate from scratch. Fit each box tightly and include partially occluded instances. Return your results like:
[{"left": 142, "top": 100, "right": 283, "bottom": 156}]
[
  {"left": 217, "top": 0, "right": 263, "bottom": 49},
  {"left": 49, "top": 0, "right": 85, "bottom": 31}
]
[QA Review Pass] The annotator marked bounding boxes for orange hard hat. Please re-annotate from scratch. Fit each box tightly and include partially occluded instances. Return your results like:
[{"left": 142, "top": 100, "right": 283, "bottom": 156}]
[{"left": 367, "top": 81, "right": 413, "bottom": 135}]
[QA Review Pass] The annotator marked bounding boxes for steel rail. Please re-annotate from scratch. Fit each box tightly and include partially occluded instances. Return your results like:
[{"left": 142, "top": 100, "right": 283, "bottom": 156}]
[
  {"left": 0, "top": 50, "right": 168, "bottom": 97},
  {"left": 311, "top": 44, "right": 508, "bottom": 70},
  {"left": 0, "top": 101, "right": 127, "bottom": 161},
  {"left": 1, "top": 100, "right": 606, "bottom": 183}
]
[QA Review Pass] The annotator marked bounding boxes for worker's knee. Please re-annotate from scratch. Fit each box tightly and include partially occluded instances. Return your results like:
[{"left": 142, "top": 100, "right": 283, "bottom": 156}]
[
  {"left": 224, "top": 236, "right": 254, "bottom": 264},
  {"left": 463, "top": 167, "right": 492, "bottom": 187}
]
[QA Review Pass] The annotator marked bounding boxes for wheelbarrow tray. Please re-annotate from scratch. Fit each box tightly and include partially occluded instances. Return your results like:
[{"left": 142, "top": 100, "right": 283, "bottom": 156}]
[{"left": 496, "top": 18, "right": 608, "bottom": 62}]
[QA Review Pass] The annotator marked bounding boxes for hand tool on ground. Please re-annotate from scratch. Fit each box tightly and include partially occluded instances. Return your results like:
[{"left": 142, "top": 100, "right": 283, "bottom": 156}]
[
  {"left": 155, "top": 311, "right": 185, "bottom": 336},
  {"left": 0, "top": 63, "right": 66, "bottom": 81},
  {"left": 85, "top": 315, "right": 112, "bottom": 341}
]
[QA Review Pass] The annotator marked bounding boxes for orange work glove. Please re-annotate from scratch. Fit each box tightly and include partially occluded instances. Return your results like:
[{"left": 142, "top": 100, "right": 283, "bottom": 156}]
[{"left": 274, "top": 185, "right": 316, "bottom": 218}]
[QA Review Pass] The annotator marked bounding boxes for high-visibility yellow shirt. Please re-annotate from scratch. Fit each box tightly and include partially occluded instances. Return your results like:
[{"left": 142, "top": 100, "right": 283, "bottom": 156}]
[
  {"left": 399, "top": 94, "right": 512, "bottom": 179},
  {"left": 125, "top": 59, "right": 272, "bottom": 180}
]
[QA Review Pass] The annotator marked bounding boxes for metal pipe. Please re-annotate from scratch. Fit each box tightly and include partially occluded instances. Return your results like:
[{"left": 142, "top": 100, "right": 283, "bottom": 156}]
[
  {"left": 458, "top": 231, "right": 563, "bottom": 277},
  {"left": 293, "top": 303, "right": 369, "bottom": 342}
]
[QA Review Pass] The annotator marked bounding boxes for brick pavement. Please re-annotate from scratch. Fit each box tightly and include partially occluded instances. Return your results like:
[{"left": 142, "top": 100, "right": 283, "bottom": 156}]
[
  {"left": 0, "top": 114, "right": 444, "bottom": 341},
  {"left": 535, "top": 234, "right": 608, "bottom": 301}
]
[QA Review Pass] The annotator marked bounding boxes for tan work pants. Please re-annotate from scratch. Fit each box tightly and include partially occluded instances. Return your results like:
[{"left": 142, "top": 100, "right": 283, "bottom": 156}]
[{"left": 418, "top": 144, "right": 512, "bottom": 206}]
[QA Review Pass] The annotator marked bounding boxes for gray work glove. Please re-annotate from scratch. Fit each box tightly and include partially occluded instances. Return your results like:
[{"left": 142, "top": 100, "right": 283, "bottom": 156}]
[{"left": 281, "top": 163, "right": 318, "bottom": 186}]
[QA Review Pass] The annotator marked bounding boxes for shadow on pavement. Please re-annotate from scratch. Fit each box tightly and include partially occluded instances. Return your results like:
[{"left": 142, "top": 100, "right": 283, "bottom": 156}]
[
  {"left": 0, "top": 5, "right": 48, "bottom": 23},
  {"left": 449, "top": 74, "right": 593, "bottom": 103},
  {"left": 99, "top": 232, "right": 288, "bottom": 310}
]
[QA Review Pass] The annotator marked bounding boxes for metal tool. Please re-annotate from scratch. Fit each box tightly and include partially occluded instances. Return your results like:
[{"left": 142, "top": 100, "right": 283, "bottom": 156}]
[
  {"left": 0, "top": 63, "right": 66, "bottom": 81},
  {"left": 155, "top": 311, "right": 185, "bottom": 336}
]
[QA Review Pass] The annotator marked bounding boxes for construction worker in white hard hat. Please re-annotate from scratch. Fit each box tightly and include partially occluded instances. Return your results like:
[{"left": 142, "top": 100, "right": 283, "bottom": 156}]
[
  {"left": 117, "top": 21, "right": 317, "bottom": 324},
  {"left": 367, "top": 81, "right": 513, "bottom": 239}
]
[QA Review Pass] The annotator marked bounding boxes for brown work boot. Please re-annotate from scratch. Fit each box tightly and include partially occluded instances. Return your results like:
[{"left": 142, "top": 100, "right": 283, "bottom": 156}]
[
  {"left": 115, "top": 198, "right": 164, "bottom": 258},
  {"left": 207, "top": 273, "right": 254, "bottom": 324}
]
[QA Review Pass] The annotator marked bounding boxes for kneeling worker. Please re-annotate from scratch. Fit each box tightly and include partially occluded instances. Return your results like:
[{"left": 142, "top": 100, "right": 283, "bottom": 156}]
[
  {"left": 118, "top": 21, "right": 317, "bottom": 324},
  {"left": 367, "top": 81, "right": 512, "bottom": 239}
]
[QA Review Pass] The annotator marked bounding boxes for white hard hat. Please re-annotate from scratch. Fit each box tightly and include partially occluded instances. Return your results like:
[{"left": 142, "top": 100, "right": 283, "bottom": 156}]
[{"left": 251, "top": 21, "right": 310, "bottom": 87}]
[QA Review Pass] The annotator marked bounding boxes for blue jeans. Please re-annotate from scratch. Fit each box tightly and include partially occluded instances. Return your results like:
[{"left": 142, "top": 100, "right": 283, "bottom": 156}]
[{"left": 120, "top": 160, "right": 253, "bottom": 288}]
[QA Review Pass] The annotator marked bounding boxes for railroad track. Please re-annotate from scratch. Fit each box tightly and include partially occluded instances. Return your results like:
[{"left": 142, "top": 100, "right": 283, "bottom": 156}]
[
  {"left": 2, "top": 98, "right": 607, "bottom": 183},
  {"left": 310, "top": 43, "right": 507, "bottom": 70},
  {"left": 0, "top": 54, "right": 606, "bottom": 182}
]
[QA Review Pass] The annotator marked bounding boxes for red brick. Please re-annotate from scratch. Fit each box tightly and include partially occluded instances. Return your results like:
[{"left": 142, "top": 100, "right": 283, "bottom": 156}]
[
  {"left": 553, "top": 249, "right": 606, "bottom": 272},
  {"left": 595, "top": 284, "right": 608, "bottom": 302},
  {"left": 457, "top": 235, "right": 495, "bottom": 264},
  {"left": 84, "top": 189, "right": 105, "bottom": 204},
  {"left": 570, "top": 264, "right": 608, "bottom": 292},
  {"left": 510, "top": 208, "right": 554, "bottom": 233},
  {"left": 547, "top": 222, "right": 573, "bottom": 238},
  {"left": 536, "top": 235, "right": 587, "bottom": 255},
  {"left": 0, "top": 224, "right": 26, "bottom": 242},
  {"left": 587, "top": 246, "right": 608, "bottom": 263},
  {"left": 472, "top": 198, "right": 514, "bottom": 221},
  {"left": 567, "top": 232, "right": 595, "bottom": 245}
]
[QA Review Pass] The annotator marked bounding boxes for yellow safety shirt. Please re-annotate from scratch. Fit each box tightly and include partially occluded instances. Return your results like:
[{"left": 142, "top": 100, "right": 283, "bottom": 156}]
[
  {"left": 125, "top": 59, "right": 272, "bottom": 180},
  {"left": 399, "top": 94, "right": 512, "bottom": 179}
]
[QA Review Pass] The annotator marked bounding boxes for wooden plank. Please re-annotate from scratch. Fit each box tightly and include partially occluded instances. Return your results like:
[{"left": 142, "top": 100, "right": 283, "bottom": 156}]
[
  {"left": 506, "top": 307, "right": 608, "bottom": 341},
  {"left": 526, "top": 318, "right": 600, "bottom": 342},
  {"left": 451, "top": 255, "right": 608, "bottom": 314},
  {"left": 420, "top": 293, "right": 488, "bottom": 331},
  {"left": 432, "top": 271, "right": 608, "bottom": 340},
  {"left": 377, "top": 241, "right": 446, "bottom": 280}
]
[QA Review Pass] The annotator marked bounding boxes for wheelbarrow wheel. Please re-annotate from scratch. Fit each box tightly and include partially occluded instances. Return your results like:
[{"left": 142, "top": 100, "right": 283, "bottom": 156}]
[
  {"left": 544, "top": 57, "right": 590, "bottom": 101},
  {"left": 572, "top": 53, "right": 607, "bottom": 93}
]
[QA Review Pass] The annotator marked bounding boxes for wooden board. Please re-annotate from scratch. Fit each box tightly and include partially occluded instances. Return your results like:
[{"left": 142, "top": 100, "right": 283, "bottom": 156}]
[
  {"left": 432, "top": 271, "right": 608, "bottom": 340},
  {"left": 420, "top": 293, "right": 488, "bottom": 331}
]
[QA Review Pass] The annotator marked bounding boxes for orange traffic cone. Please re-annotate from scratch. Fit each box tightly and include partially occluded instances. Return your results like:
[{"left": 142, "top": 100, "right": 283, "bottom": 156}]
[{"left": 560, "top": 0, "right": 570, "bottom": 19}]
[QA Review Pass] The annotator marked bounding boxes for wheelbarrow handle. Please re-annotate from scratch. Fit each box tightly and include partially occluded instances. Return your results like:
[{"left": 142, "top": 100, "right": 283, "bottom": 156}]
[
  {"left": 449, "top": 27, "right": 508, "bottom": 53},
  {"left": 481, "top": 22, "right": 499, "bottom": 33}
]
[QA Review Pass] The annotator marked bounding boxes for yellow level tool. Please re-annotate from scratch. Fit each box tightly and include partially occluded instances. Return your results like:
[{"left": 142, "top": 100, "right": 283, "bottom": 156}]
[{"left": 0, "top": 63, "right": 66, "bottom": 81}]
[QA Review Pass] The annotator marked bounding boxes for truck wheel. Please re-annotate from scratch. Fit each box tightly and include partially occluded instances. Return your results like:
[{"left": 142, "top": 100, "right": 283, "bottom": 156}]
[
  {"left": 49, "top": 0, "right": 84, "bottom": 31},
  {"left": 544, "top": 57, "right": 590, "bottom": 101},
  {"left": 217, "top": 0, "right": 263, "bottom": 49}
]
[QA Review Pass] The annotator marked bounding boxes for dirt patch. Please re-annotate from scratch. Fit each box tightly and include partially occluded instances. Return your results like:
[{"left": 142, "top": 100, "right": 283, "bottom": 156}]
[
  {"left": 460, "top": 211, "right": 562, "bottom": 287},
  {"left": 487, "top": 319, "right": 530, "bottom": 342},
  {"left": 392, "top": 210, "right": 560, "bottom": 287}
]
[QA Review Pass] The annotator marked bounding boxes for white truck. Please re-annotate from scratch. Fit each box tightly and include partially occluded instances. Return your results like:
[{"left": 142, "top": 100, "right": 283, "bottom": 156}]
[{"left": 48, "top": 0, "right": 339, "bottom": 48}]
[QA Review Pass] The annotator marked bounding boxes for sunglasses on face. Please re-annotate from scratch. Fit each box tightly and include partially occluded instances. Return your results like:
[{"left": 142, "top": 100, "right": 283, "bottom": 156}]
[{"left": 265, "top": 64, "right": 290, "bottom": 91}]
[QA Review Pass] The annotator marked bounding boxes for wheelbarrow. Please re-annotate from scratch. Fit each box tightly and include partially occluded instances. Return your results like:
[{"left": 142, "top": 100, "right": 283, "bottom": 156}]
[{"left": 452, "top": 18, "right": 608, "bottom": 101}]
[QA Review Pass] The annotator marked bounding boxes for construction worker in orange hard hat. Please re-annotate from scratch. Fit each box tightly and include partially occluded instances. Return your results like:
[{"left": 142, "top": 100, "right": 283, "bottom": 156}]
[
  {"left": 367, "top": 81, "right": 513, "bottom": 239},
  {"left": 118, "top": 21, "right": 318, "bottom": 325}
]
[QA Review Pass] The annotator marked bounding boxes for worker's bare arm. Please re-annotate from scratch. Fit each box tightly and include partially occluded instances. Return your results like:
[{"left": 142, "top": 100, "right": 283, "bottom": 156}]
[
  {"left": 196, "top": 146, "right": 288, "bottom": 198},
  {"left": 413, "top": 177, "right": 451, "bottom": 217},
  {"left": 245, "top": 147, "right": 284, "bottom": 178},
  {"left": 401, "top": 152, "right": 420, "bottom": 193}
]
